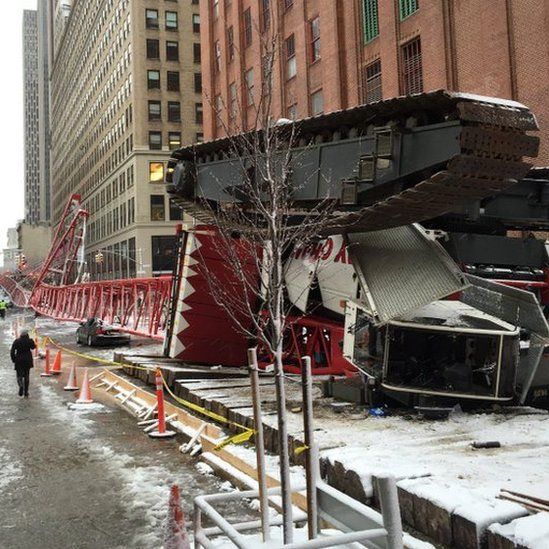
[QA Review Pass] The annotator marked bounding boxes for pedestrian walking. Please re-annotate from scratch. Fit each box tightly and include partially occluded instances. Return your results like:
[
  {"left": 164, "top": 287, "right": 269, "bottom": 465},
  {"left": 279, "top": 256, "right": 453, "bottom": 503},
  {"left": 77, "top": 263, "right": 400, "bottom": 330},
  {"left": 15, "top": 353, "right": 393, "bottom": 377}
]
[
  {"left": 10, "top": 329, "right": 36, "bottom": 397},
  {"left": 0, "top": 300, "right": 7, "bottom": 320}
]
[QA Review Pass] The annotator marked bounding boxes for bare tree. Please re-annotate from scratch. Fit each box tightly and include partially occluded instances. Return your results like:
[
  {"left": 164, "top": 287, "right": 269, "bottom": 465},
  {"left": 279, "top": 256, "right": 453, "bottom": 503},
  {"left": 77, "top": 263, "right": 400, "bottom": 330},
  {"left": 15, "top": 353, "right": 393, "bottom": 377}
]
[{"left": 195, "top": 23, "right": 335, "bottom": 544}]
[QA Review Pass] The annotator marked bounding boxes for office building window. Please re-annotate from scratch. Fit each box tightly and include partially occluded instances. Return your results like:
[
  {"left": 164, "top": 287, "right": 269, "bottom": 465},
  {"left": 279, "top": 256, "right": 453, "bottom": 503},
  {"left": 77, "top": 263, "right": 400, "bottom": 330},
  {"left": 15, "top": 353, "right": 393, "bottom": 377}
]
[
  {"left": 243, "top": 8, "right": 252, "bottom": 47},
  {"left": 196, "top": 132, "right": 204, "bottom": 143},
  {"left": 362, "top": 60, "right": 382, "bottom": 103},
  {"left": 310, "top": 17, "right": 320, "bottom": 62},
  {"left": 215, "top": 95, "right": 223, "bottom": 127},
  {"left": 193, "top": 43, "right": 201, "bottom": 63},
  {"left": 399, "top": 0, "right": 419, "bottom": 20},
  {"left": 152, "top": 236, "right": 178, "bottom": 272},
  {"left": 192, "top": 14, "right": 200, "bottom": 33},
  {"left": 194, "top": 73, "right": 202, "bottom": 93},
  {"left": 212, "top": 0, "right": 219, "bottom": 18},
  {"left": 287, "top": 104, "right": 297, "bottom": 119},
  {"left": 147, "top": 70, "right": 160, "bottom": 89},
  {"left": 168, "top": 101, "right": 181, "bottom": 121},
  {"left": 146, "top": 9, "right": 159, "bottom": 28},
  {"left": 128, "top": 237, "right": 136, "bottom": 278},
  {"left": 166, "top": 11, "right": 178, "bottom": 30},
  {"left": 286, "top": 34, "right": 296, "bottom": 79},
  {"left": 311, "top": 89, "right": 323, "bottom": 115},
  {"left": 362, "top": 0, "right": 379, "bottom": 43},
  {"left": 195, "top": 102, "right": 203, "bottom": 123},
  {"left": 167, "top": 71, "right": 180, "bottom": 91},
  {"left": 149, "top": 131, "right": 162, "bottom": 150},
  {"left": 170, "top": 198, "right": 184, "bottom": 220},
  {"left": 166, "top": 41, "right": 179, "bottom": 60},
  {"left": 284, "top": 0, "right": 293, "bottom": 9},
  {"left": 148, "top": 100, "right": 161, "bottom": 120},
  {"left": 214, "top": 40, "right": 221, "bottom": 72},
  {"left": 168, "top": 132, "right": 181, "bottom": 150},
  {"left": 227, "top": 26, "right": 234, "bottom": 61},
  {"left": 150, "top": 195, "right": 165, "bottom": 221},
  {"left": 261, "top": 0, "right": 270, "bottom": 31},
  {"left": 146, "top": 39, "right": 160, "bottom": 59},
  {"left": 229, "top": 82, "right": 237, "bottom": 120},
  {"left": 401, "top": 37, "right": 423, "bottom": 94},
  {"left": 245, "top": 68, "right": 254, "bottom": 106},
  {"left": 149, "top": 162, "right": 164, "bottom": 182}
]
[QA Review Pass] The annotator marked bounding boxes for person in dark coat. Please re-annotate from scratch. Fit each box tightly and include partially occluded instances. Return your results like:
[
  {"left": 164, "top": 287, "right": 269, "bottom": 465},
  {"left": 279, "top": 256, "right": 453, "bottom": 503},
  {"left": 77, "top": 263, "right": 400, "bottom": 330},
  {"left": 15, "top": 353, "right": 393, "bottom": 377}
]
[{"left": 10, "top": 329, "right": 36, "bottom": 397}]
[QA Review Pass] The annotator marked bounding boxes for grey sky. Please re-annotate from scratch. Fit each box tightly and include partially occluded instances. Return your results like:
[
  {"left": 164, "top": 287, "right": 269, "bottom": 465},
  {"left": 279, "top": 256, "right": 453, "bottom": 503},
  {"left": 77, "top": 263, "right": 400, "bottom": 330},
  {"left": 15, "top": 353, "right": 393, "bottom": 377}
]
[{"left": 0, "top": 0, "right": 38, "bottom": 255}]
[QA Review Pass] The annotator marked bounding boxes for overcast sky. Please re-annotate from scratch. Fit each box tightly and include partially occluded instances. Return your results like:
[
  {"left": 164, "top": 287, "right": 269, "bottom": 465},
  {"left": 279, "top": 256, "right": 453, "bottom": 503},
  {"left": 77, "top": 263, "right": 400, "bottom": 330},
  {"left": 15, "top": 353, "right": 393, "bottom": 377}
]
[{"left": 0, "top": 0, "right": 38, "bottom": 254}]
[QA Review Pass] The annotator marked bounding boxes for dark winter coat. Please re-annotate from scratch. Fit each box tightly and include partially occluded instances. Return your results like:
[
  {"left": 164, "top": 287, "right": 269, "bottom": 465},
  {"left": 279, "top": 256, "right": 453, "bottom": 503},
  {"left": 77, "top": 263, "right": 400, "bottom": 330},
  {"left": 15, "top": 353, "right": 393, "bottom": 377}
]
[{"left": 10, "top": 335, "right": 36, "bottom": 373}]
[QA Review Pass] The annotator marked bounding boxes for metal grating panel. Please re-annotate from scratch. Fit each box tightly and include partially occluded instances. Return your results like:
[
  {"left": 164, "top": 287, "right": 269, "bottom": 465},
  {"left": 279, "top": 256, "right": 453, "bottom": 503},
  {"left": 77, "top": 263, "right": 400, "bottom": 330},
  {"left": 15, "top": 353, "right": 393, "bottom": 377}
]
[
  {"left": 347, "top": 224, "right": 468, "bottom": 324},
  {"left": 461, "top": 274, "right": 549, "bottom": 338}
]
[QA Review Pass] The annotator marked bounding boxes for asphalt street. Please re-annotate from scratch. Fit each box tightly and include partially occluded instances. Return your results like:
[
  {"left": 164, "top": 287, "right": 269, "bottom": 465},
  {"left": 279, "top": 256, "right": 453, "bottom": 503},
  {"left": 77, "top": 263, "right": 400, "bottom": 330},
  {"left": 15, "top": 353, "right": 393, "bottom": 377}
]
[{"left": 0, "top": 312, "right": 248, "bottom": 549}]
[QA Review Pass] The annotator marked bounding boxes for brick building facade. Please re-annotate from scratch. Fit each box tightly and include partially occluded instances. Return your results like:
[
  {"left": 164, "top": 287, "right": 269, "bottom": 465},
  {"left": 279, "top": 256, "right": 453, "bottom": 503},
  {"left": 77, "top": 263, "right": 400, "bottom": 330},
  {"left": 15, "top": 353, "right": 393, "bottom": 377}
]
[{"left": 201, "top": 0, "right": 549, "bottom": 165}]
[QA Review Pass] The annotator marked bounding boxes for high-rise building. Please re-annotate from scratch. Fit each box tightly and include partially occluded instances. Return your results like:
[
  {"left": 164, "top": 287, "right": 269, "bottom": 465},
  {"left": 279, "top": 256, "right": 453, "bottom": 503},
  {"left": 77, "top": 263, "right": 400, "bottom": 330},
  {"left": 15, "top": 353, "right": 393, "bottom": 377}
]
[
  {"left": 50, "top": 0, "right": 203, "bottom": 280},
  {"left": 51, "top": 0, "right": 72, "bottom": 60},
  {"left": 200, "top": 0, "right": 549, "bottom": 165},
  {"left": 22, "top": 10, "right": 40, "bottom": 225},
  {"left": 38, "top": 0, "right": 52, "bottom": 223}
]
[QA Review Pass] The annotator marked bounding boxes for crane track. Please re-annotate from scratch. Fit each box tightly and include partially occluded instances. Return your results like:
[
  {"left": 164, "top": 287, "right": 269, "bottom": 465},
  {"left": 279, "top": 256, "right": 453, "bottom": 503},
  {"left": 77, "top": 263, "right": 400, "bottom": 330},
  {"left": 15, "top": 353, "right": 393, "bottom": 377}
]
[{"left": 170, "top": 93, "right": 540, "bottom": 235}]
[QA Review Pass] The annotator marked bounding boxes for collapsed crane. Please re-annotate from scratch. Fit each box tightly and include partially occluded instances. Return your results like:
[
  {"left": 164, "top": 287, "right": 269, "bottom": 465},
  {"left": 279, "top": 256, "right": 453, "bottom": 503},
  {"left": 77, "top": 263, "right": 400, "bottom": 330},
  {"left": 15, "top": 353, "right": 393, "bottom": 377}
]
[{"left": 165, "top": 90, "right": 548, "bottom": 409}]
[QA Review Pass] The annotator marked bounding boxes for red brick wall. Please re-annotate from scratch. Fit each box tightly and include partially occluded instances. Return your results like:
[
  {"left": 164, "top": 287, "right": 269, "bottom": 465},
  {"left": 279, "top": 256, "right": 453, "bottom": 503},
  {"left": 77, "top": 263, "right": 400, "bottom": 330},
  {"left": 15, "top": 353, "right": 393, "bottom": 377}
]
[{"left": 201, "top": 0, "right": 549, "bottom": 165}]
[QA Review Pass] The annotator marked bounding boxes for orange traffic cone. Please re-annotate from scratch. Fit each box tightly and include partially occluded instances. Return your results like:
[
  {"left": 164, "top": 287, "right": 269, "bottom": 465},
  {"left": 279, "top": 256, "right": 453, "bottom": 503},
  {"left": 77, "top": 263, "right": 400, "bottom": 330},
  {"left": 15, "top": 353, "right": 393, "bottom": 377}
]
[
  {"left": 148, "top": 369, "right": 176, "bottom": 438},
  {"left": 163, "top": 485, "right": 190, "bottom": 549},
  {"left": 75, "top": 368, "right": 93, "bottom": 404},
  {"left": 40, "top": 349, "right": 52, "bottom": 377},
  {"left": 63, "top": 364, "right": 79, "bottom": 391},
  {"left": 51, "top": 350, "right": 62, "bottom": 375}
]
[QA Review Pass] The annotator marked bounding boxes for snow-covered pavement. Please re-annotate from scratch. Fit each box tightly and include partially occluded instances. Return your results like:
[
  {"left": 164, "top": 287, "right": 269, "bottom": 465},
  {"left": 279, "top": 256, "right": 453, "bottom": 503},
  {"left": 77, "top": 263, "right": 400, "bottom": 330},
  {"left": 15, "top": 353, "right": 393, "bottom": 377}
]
[{"left": 0, "top": 312, "right": 251, "bottom": 548}]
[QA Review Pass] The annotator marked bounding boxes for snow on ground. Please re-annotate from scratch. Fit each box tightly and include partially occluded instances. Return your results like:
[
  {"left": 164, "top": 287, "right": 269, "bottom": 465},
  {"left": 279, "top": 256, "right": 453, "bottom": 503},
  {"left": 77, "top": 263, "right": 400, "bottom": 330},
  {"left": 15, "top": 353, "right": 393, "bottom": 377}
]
[
  {"left": 490, "top": 513, "right": 549, "bottom": 549},
  {"left": 38, "top": 384, "right": 192, "bottom": 546},
  {"left": 0, "top": 446, "right": 23, "bottom": 490}
]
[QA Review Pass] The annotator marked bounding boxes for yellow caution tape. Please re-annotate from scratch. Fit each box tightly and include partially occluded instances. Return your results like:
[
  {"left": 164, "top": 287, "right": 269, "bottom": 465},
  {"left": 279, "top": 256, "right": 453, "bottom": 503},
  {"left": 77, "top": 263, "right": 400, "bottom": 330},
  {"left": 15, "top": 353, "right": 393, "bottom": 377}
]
[
  {"left": 294, "top": 445, "right": 309, "bottom": 456},
  {"left": 41, "top": 334, "right": 255, "bottom": 449}
]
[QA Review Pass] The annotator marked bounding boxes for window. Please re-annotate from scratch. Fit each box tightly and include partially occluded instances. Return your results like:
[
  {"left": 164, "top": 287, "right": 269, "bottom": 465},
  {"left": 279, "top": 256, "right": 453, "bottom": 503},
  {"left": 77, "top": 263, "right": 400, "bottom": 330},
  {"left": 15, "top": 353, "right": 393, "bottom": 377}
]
[
  {"left": 245, "top": 68, "right": 254, "bottom": 106},
  {"left": 362, "top": 60, "right": 382, "bottom": 103},
  {"left": 285, "top": 34, "right": 296, "bottom": 79},
  {"left": 310, "top": 17, "right": 320, "bottom": 62},
  {"left": 284, "top": 0, "right": 293, "bottom": 9},
  {"left": 128, "top": 237, "right": 136, "bottom": 278},
  {"left": 167, "top": 71, "right": 180, "bottom": 91},
  {"left": 193, "top": 43, "right": 201, "bottom": 63},
  {"left": 195, "top": 102, "right": 203, "bottom": 123},
  {"left": 148, "top": 100, "right": 161, "bottom": 120},
  {"left": 194, "top": 73, "right": 202, "bottom": 93},
  {"left": 166, "top": 11, "right": 178, "bottom": 30},
  {"left": 149, "top": 131, "right": 162, "bottom": 150},
  {"left": 287, "top": 104, "right": 297, "bottom": 119},
  {"left": 261, "top": 0, "right": 270, "bottom": 32},
  {"left": 196, "top": 132, "right": 204, "bottom": 143},
  {"left": 146, "top": 39, "right": 160, "bottom": 59},
  {"left": 362, "top": 0, "right": 379, "bottom": 42},
  {"left": 215, "top": 95, "right": 223, "bottom": 127},
  {"left": 401, "top": 37, "right": 423, "bottom": 94},
  {"left": 229, "top": 82, "right": 237, "bottom": 120},
  {"left": 166, "top": 41, "right": 179, "bottom": 61},
  {"left": 243, "top": 8, "right": 252, "bottom": 47},
  {"left": 214, "top": 40, "right": 221, "bottom": 72},
  {"left": 168, "top": 101, "right": 181, "bottom": 121},
  {"left": 170, "top": 198, "right": 184, "bottom": 220},
  {"left": 192, "top": 14, "right": 200, "bottom": 33},
  {"left": 168, "top": 132, "right": 181, "bottom": 150},
  {"left": 152, "top": 236, "right": 177, "bottom": 273},
  {"left": 399, "top": 0, "right": 419, "bottom": 20},
  {"left": 149, "top": 162, "right": 164, "bottom": 182},
  {"left": 147, "top": 70, "right": 160, "bottom": 89},
  {"left": 146, "top": 9, "right": 159, "bottom": 28},
  {"left": 227, "top": 26, "right": 234, "bottom": 61},
  {"left": 311, "top": 89, "right": 323, "bottom": 115},
  {"left": 212, "top": 0, "right": 219, "bottom": 17},
  {"left": 150, "top": 195, "right": 165, "bottom": 221}
]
